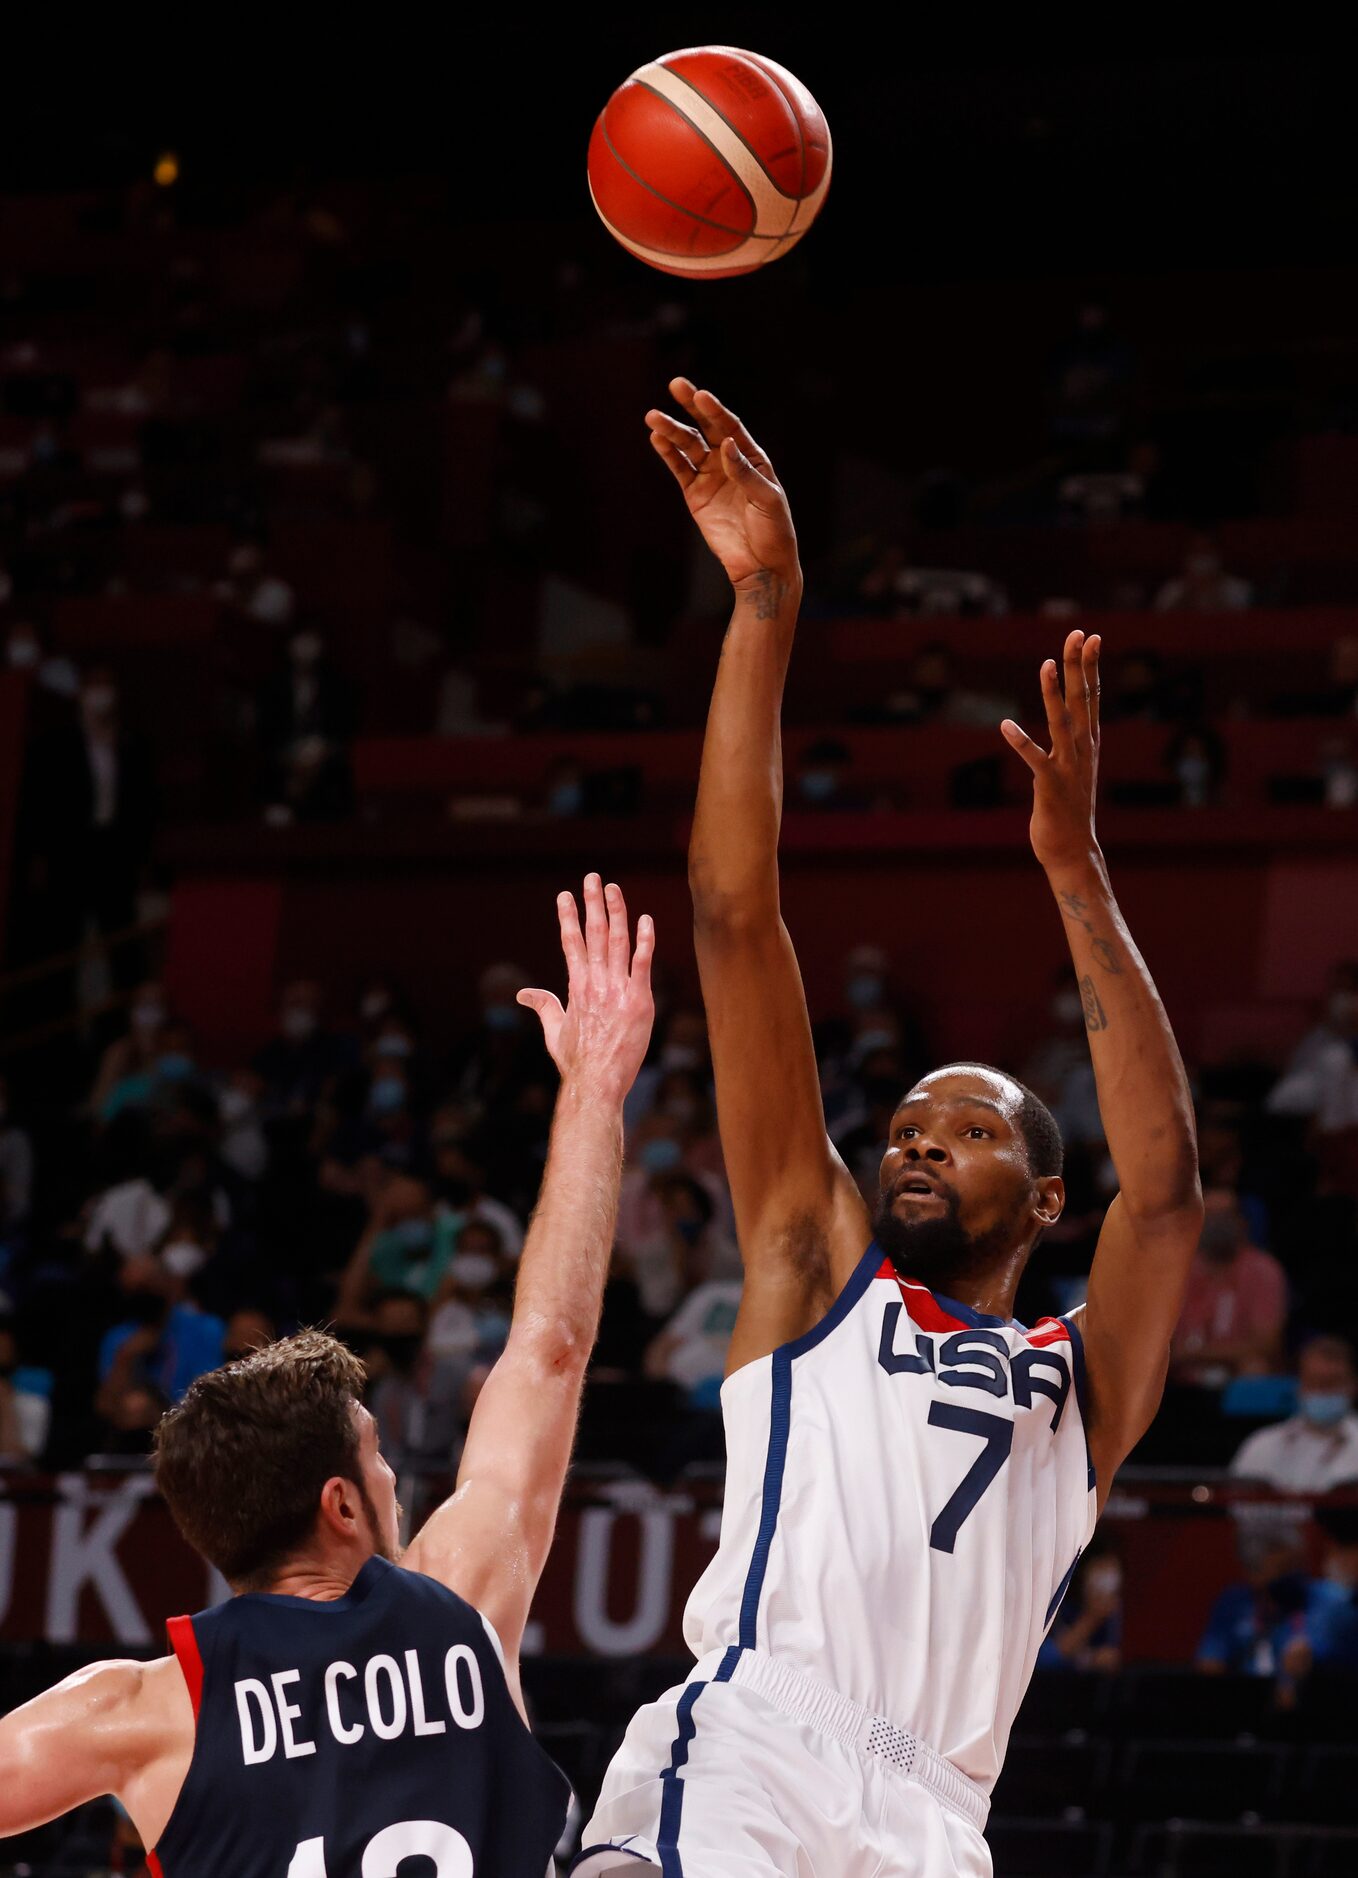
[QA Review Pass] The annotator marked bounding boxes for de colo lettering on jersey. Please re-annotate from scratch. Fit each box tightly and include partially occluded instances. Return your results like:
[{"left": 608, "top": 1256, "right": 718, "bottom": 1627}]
[
  {"left": 234, "top": 1645, "right": 486, "bottom": 1765},
  {"left": 876, "top": 1307, "right": 1072, "bottom": 1431}
]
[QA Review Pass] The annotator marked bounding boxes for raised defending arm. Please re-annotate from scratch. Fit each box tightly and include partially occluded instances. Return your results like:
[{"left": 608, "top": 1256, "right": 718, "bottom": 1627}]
[
  {"left": 401, "top": 876, "right": 654, "bottom": 1672},
  {"left": 647, "top": 382, "right": 871, "bottom": 1368},
  {"left": 1003, "top": 632, "right": 1204, "bottom": 1487}
]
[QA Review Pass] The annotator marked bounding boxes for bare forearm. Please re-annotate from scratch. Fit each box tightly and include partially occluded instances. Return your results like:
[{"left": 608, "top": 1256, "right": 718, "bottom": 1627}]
[
  {"left": 689, "top": 573, "right": 803, "bottom": 918},
  {"left": 1049, "top": 849, "right": 1200, "bottom": 1220},
  {"left": 509, "top": 1077, "right": 625, "bottom": 1361}
]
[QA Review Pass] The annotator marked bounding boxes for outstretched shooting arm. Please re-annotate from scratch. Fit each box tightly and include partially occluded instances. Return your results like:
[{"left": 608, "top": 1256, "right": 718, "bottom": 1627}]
[
  {"left": 648, "top": 381, "right": 870, "bottom": 1369},
  {"left": 1004, "top": 633, "right": 1204, "bottom": 1494}
]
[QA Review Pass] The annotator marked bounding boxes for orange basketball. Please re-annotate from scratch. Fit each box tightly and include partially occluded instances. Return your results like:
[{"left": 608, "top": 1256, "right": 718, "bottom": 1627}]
[{"left": 587, "top": 46, "right": 832, "bottom": 279}]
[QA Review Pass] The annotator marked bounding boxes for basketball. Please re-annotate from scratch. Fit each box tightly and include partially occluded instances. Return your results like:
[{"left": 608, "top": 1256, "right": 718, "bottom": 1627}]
[{"left": 586, "top": 46, "right": 832, "bottom": 279}]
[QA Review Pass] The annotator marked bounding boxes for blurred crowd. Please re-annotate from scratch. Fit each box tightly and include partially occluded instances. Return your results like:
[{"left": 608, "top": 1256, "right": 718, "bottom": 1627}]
[{"left": 2, "top": 941, "right": 1356, "bottom": 1539}]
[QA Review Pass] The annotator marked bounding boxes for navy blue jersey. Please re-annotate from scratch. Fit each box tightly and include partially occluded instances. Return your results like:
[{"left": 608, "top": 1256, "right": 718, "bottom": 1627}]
[{"left": 150, "top": 1556, "right": 569, "bottom": 1878}]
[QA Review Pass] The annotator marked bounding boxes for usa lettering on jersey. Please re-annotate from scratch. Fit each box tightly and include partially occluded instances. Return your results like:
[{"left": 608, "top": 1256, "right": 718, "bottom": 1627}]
[{"left": 234, "top": 1644, "right": 486, "bottom": 1765}]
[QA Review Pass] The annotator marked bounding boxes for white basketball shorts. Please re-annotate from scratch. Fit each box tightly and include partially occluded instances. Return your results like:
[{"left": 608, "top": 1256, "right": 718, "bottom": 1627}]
[{"left": 572, "top": 1649, "right": 992, "bottom": 1878}]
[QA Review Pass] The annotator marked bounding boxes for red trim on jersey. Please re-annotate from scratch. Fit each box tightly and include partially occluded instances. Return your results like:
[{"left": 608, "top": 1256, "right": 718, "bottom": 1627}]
[
  {"left": 166, "top": 1613, "right": 204, "bottom": 1725},
  {"left": 146, "top": 1852, "right": 165, "bottom": 1878},
  {"left": 877, "top": 1263, "right": 971, "bottom": 1333},
  {"left": 1025, "top": 1317, "right": 1072, "bottom": 1347}
]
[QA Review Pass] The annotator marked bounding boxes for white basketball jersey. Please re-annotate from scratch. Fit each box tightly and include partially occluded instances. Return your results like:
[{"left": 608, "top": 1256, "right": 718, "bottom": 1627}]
[{"left": 683, "top": 1242, "right": 1098, "bottom": 1791}]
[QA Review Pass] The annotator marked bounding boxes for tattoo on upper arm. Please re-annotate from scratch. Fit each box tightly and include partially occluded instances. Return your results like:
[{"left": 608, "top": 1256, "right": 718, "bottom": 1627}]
[
  {"left": 1091, "top": 937, "right": 1123, "bottom": 975},
  {"left": 1080, "top": 975, "right": 1109, "bottom": 1032},
  {"left": 742, "top": 569, "right": 787, "bottom": 621}
]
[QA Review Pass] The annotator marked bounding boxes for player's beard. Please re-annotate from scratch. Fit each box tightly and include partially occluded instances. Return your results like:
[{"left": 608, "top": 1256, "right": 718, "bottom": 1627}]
[{"left": 872, "top": 1183, "right": 1024, "bottom": 1298}]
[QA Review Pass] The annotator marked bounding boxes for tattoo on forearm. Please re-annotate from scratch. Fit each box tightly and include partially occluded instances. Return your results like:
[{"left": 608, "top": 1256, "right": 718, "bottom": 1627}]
[
  {"left": 1059, "top": 892, "right": 1093, "bottom": 931},
  {"left": 1091, "top": 936, "right": 1123, "bottom": 975},
  {"left": 1080, "top": 975, "right": 1109, "bottom": 1032},
  {"left": 742, "top": 569, "right": 786, "bottom": 620}
]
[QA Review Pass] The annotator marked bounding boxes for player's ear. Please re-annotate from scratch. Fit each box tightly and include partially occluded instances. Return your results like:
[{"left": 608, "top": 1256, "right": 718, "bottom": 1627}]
[
  {"left": 1034, "top": 1175, "right": 1065, "bottom": 1228},
  {"left": 317, "top": 1474, "right": 361, "bottom": 1540}
]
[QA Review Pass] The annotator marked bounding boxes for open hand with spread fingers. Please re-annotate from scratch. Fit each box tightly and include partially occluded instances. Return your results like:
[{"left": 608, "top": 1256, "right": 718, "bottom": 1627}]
[
  {"left": 645, "top": 379, "right": 801, "bottom": 609},
  {"left": 516, "top": 874, "right": 655, "bottom": 1105},
  {"left": 1001, "top": 630, "right": 1103, "bottom": 876}
]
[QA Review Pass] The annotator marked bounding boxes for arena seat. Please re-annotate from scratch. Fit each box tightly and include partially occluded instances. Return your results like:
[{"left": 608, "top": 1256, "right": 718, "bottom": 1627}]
[
  {"left": 1114, "top": 1669, "right": 1275, "bottom": 1740},
  {"left": 1128, "top": 1821, "right": 1288, "bottom": 1878},
  {"left": 990, "top": 1734, "right": 1113, "bottom": 1818},
  {"left": 1011, "top": 1668, "right": 1116, "bottom": 1737},
  {"left": 1117, "top": 1739, "right": 1287, "bottom": 1823},
  {"left": 985, "top": 1816, "right": 1114, "bottom": 1875}
]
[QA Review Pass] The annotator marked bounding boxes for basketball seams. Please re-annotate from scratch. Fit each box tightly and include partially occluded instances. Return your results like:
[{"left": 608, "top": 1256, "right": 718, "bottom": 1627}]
[
  {"left": 622, "top": 81, "right": 759, "bottom": 238},
  {"left": 649, "top": 61, "right": 801, "bottom": 232},
  {"left": 598, "top": 108, "right": 751, "bottom": 249},
  {"left": 736, "top": 50, "right": 807, "bottom": 203}
]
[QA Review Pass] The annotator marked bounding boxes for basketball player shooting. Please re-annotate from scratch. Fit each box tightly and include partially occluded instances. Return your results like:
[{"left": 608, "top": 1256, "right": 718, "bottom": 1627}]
[
  {"left": 575, "top": 387, "right": 1206, "bottom": 1878},
  {"left": 0, "top": 876, "right": 654, "bottom": 1878}
]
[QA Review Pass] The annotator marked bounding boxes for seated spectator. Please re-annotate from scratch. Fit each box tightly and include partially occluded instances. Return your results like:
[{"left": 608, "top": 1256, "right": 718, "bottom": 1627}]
[
  {"left": 888, "top": 567, "right": 1008, "bottom": 620},
  {"left": 1230, "top": 1336, "right": 1358, "bottom": 1493},
  {"left": 0, "top": 1316, "right": 50, "bottom": 1462},
  {"left": 1302, "top": 1509, "right": 1358, "bottom": 1674},
  {"left": 814, "top": 942, "right": 928, "bottom": 1082},
  {"left": 83, "top": 1164, "right": 172, "bottom": 1263},
  {"left": 1268, "top": 961, "right": 1358, "bottom": 1117},
  {"left": 258, "top": 628, "right": 356, "bottom": 823},
  {"left": 336, "top": 1174, "right": 441, "bottom": 1324},
  {"left": 625, "top": 1007, "right": 713, "bottom": 1139},
  {"left": 1154, "top": 533, "right": 1253, "bottom": 612},
  {"left": 4, "top": 618, "right": 78, "bottom": 700},
  {"left": 96, "top": 1256, "right": 225, "bottom": 1408},
  {"left": 427, "top": 1107, "right": 524, "bottom": 1258},
  {"left": 1197, "top": 1512, "right": 1320, "bottom": 1676},
  {"left": 791, "top": 737, "right": 886, "bottom": 812},
  {"left": 617, "top": 1127, "right": 733, "bottom": 1283},
  {"left": 1037, "top": 1550, "right": 1123, "bottom": 1673},
  {"left": 216, "top": 1069, "right": 270, "bottom": 1183},
  {"left": 1163, "top": 723, "right": 1227, "bottom": 808},
  {"left": 644, "top": 1272, "right": 742, "bottom": 1406},
  {"left": 624, "top": 1172, "right": 740, "bottom": 1325},
  {"left": 91, "top": 1380, "right": 169, "bottom": 1461},
  {"left": 357, "top": 1289, "right": 472, "bottom": 1471},
  {"left": 89, "top": 981, "right": 170, "bottom": 1119},
  {"left": 1104, "top": 650, "right": 1168, "bottom": 724},
  {"left": 1172, "top": 1187, "right": 1288, "bottom": 1385},
  {"left": 0, "top": 1072, "right": 34, "bottom": 1237},
  {"left": 1020, "top": 969, "right": 1102, "bottom": 1147},
  {"left": 428, "top": 1219, "right": 515, "bottom": 1361},
  {"left": 1048, "top": 301, "right": 1133, "bottom": 446},
  {"left": 252, "top": 980, "right": 352, "bottom": 1120}
]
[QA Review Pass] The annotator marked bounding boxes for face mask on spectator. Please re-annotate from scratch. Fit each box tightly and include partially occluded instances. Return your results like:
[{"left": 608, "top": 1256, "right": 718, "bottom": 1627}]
[
  {"left": 360, "top": 989, "right": 391, "bottom": 1021},
  {"left": 133, "top": 999, "right": 166, "bottom": 1032},
  {"left": 369, "top": 1074, "right": 407, "bottom": 1116},
  {"left": 376, "top": 1032, "right": 413, "bottom": 1059},
  {"left": 161, "top": 1240, "right": 207, "bottom": 1278},
  {"left": 450, "top": 1251, "right": 499, "bottom": 1291},
  {"left": 1298, "top": 1391, "right": 1351, "bottom": 1428},
  {"left": 640, "top": 1137, "right": 683, "bottom": 1174},
  {"left": 799, "top": 770, "right": 837, "bottom": 803},
  {"left": 7, "top": 635, "right": 39, "bottom": 669},
  {"left": 281, "top": 1007, "right": 317, "bottom": 1041},
  {"left": 248, "top": 577, "right": 294, "bottom": 625},
  {"left": 847, "top": 972, "right": 885, "bottom": 1009},
  {"left": 291, "top": 631, "right": 323, "bottom": 666},
  {"left": 155, "top": 1053, "right": 195, "bottom": 1083},
  {"left": 483, "top": 1004, "right": 519, "bottom": 1033}
]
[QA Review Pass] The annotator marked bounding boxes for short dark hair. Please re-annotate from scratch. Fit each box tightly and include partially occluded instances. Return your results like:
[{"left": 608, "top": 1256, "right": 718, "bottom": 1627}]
[
  {"left": 154, "top": 1329, "right": 371, "bottom": 1589},
  {"left": 914, "top": 1064, "right": 1064, "bottom": 1180}
]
